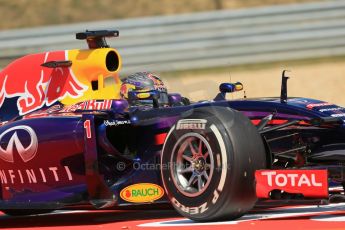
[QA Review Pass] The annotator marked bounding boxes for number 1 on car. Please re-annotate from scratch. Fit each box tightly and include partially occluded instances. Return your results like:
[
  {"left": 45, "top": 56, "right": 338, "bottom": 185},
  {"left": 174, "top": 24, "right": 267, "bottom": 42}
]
[{"left": 84, "top": 120, "right": 92, "bottom": 139}]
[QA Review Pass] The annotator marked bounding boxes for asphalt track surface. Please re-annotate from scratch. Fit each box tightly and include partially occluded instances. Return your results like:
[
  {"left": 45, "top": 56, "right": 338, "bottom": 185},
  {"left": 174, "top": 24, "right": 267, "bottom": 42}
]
[{"left": 0, "top": 203, "right": 344, "bottom": 230}]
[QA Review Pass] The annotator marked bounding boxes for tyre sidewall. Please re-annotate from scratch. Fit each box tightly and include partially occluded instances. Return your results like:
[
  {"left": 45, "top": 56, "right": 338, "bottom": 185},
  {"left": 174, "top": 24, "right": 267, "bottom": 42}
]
[{"left": 162, "top": 110, "right": 234, "bottom": 220}]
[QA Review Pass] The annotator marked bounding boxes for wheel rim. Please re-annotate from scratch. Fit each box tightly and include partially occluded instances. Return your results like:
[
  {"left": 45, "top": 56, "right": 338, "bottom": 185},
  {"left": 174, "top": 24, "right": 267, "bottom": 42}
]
[{"left": 170, "top": 133, "right": 214, "bottom": 197}]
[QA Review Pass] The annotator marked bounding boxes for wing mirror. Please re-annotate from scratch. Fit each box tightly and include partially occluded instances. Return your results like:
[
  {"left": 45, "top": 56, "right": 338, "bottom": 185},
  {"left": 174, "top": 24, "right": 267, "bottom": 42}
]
[
  {"left": 128, "top": 90, "right": 160, "bottom": 108},
  {"left": 214, "top": 82, "right": 243, "bottom": 101},
  {"left": 219, "top": 82, "right": 243, "bottom": 93}
]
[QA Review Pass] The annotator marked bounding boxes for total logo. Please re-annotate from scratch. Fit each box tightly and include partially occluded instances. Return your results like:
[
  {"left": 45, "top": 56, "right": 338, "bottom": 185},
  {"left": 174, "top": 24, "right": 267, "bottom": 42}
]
[
  {"left": 255, "top": 170, "right": 328, "bottom": 198},
  {"left": 260, "top": 171, "right": 323, "bottom": 187},
  {"left": 120, "top": 183, "right": 164, "bottom": 203}
]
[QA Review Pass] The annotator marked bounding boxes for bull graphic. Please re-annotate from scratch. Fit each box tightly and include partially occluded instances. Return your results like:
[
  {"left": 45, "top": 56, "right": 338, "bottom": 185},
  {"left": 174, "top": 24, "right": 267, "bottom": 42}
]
[{"left": 0, "top": 51, "right": 87, "bottom": 115}]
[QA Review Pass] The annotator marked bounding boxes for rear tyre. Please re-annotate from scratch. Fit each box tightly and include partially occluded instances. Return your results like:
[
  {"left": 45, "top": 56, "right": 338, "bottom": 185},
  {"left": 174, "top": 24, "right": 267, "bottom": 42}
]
[{"left": 161, "top": 107, "right": 266, "bottom": 221}]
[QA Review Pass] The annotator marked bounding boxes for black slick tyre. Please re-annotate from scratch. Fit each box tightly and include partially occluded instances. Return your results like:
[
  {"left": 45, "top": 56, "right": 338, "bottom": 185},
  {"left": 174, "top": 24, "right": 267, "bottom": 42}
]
[{"left": 161, "top": 107, "right": 266, "bottom": 221}]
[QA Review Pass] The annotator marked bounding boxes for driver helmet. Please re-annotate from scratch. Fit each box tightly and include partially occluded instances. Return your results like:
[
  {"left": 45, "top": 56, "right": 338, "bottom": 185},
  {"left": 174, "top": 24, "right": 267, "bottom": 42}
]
[{"left": 120, "top": 72, "right": 169, "bottom": 106}]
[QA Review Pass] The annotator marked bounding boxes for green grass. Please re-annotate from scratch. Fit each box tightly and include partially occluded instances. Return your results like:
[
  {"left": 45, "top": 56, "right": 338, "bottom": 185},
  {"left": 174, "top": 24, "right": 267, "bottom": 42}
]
[{"left": 0, "top": 0, "right": 325, "bottom": 29}]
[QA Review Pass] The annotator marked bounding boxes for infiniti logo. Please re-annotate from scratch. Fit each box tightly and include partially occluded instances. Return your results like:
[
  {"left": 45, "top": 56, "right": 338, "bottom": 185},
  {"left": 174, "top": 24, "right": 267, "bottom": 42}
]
[{"left": 0, "top": 125, "right": 38, "bottom": 163}]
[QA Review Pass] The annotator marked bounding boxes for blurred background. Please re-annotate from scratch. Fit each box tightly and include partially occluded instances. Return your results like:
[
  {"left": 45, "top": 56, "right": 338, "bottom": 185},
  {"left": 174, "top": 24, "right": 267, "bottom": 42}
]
[{"left": 0, "top": 0, "right": 345, "bottom": 105}]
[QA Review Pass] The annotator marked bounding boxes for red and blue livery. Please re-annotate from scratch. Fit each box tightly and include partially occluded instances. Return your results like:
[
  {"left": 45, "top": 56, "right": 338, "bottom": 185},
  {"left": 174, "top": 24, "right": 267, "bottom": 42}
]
[{"left": 0, "top": 30, "right": 343, "bottom": 221}]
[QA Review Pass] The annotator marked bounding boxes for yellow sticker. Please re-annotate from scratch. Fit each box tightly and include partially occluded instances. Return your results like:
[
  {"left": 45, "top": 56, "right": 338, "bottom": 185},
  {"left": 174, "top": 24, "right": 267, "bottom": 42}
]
[
  {"left": 137, "top": 92, "right": 151, "bottom": 99},
  {"left": 120, "top": 183, "right": 164, "bottom": 203},
  {"left": 235, "top": 83, "right": 243, "bottom": 91}
]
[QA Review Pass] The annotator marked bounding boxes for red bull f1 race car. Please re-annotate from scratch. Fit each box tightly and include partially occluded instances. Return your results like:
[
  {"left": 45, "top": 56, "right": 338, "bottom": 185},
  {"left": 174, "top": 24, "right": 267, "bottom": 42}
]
[{"left": 0, "top": 30, "right": 344, "bottom": 221}]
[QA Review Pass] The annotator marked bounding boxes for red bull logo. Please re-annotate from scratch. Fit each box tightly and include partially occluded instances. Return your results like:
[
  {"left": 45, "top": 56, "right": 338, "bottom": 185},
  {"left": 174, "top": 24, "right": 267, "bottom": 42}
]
[{"left": 0, "top": 51, "right": 87, "bottom": 115}]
